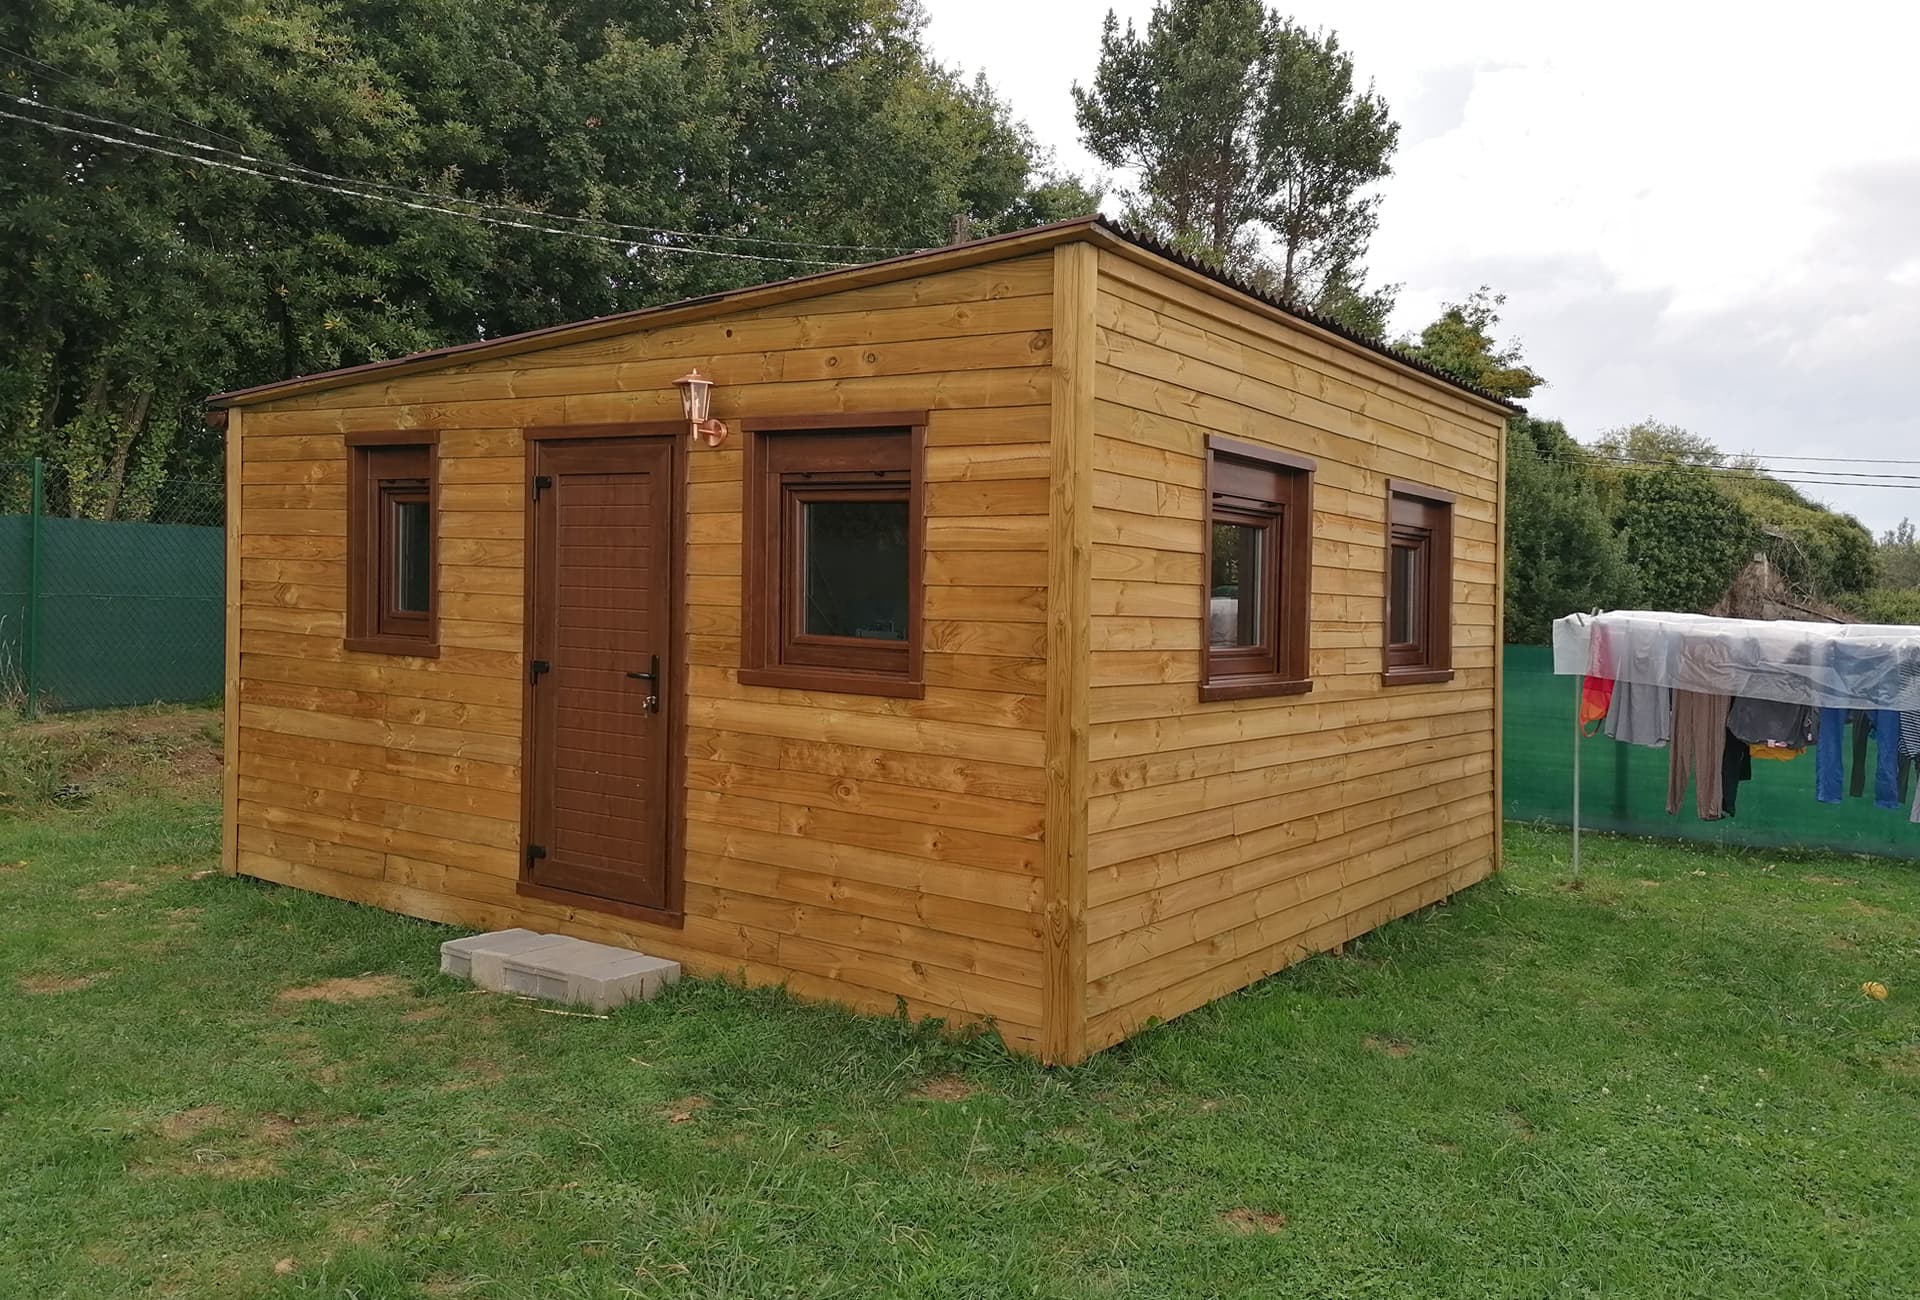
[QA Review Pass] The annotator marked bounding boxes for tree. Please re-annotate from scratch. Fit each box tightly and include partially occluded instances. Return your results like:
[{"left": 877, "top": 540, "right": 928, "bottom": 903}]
[
  {"left": 1502, "top": 418, "right": 1636, "bottom": 641},
  {"left": 1397, "top": 288, "right": 1542, "bottom": 400},
  {"left": 1592, "top": 420, "right": 1724, "bottom": 467},
  {"left": 1071, "top": 0, "right": 1399, "bottom": 332},
  {"left": 0, "top": 0, "right": 1091, "bottom": 513},
  {"left": 1615, "top": 464, "right": 1756, "bottom": 614},
  {"left": 1877, "top": 518, "right": 1920, "bottom": 590}
]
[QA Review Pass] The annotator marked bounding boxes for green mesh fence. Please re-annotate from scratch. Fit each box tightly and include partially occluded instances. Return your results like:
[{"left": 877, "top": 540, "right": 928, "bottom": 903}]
[
  {"left": 1504, "top": 644, "right": 1920, "bottom": 860},
  {"left": 0, "top": 459, "right": 225, "bottom": 713}
]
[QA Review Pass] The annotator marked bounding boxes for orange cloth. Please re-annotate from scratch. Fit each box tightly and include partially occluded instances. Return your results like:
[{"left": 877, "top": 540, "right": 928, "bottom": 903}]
[
  {"left": 1580, "top": 676, "right": 1615, "bottom": 736},
  {"left": 1749, "top": 744, "right": 1803, "bottom": 762}
]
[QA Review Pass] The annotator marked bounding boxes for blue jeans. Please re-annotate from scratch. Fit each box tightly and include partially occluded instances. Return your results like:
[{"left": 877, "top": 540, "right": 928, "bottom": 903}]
[
  {"left": 1816, "top": 709, "right": 1904, "bottom": 807},
  {"left": 1817, "top": 708, "right": 1845, "bottom": 803}
]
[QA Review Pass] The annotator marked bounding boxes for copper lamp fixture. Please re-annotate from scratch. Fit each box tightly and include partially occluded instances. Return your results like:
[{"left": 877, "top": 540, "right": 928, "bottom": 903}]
[{"left": 673, "top": 368, "right": 728, "bottom": 447}]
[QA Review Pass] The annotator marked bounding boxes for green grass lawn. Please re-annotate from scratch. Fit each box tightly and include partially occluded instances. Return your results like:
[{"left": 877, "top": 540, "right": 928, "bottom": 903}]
[{"left": 2, "top": 715, "right": 1917, "bottom": 1297}]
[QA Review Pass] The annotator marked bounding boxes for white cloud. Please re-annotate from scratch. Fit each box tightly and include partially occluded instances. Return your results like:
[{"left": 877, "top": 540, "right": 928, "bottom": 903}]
[{"left": 921, "top": 0, "right": 1920, "bottom": 530}]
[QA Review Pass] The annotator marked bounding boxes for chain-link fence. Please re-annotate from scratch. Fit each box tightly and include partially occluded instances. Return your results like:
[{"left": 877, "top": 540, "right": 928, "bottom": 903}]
[
  {"left": 0, "top": 459, "right": 224, "bottom": 715},
  {"left": 1503, "top": 644, "right": 1920, "bottom": 861}
]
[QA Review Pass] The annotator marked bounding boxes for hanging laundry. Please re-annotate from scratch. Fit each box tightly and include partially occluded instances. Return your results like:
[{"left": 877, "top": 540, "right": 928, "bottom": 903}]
[
  {"left": 1869, "top": 710, "right": 1904, "bottom": 810},
  {"left": 1720, "top": 729, "right": 1753, "bottom": 817},
  {"left": 1727, "top": 697, "right": 1818, "bottom": 750},
  {"left": 1605, "top": 680, "right": 1672, "bottom": 748},
  {"left": 1749, "top": 743, "right": 1802, "bottom": 762},
  {"left": 1668, "top": 691, "right": 1731, "bottom": 820},
  {"left": 1816, "top": 709, "right": 1906, "bottom": 809},
  {"left": 1580, "top": 676, "right": 1615, "bottom": 736}
]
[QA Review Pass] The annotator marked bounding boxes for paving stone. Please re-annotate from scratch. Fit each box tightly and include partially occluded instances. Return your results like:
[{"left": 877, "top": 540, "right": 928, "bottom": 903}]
[
  {"left": 498, "top": 940, "right": 681, "bottom": 1012},
  {"left": 439, "top": 929, "right": 571, "bottom": 990}
]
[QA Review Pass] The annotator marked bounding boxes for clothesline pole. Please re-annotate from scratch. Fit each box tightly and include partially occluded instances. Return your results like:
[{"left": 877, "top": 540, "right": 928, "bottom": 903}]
[{"left": 1571, "top": 673, "right": 1582, "bottom": 881}]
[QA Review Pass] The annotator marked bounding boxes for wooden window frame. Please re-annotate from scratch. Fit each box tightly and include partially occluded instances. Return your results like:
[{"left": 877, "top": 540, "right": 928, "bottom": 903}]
[
  {"left": 740, "top": 413, "right": 927, "bottom": 699},
  {"left": 345, "top": 431, "right": 439, "bottom": 658},
  {"left": 1200, "top": 435, "right": 1314, "bottom": 703},
  {"left": 1382, "top": 480, "right": 1455, "bottom": 686}
]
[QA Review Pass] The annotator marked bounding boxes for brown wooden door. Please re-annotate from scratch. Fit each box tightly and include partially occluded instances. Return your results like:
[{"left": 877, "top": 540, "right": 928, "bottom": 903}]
[{"left": 523, "top": 437, "right": 677, "bottom": 910}]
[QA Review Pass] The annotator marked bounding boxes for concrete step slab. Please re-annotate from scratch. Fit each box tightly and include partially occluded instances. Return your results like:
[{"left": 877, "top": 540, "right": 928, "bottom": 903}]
[
  {"left": 440, "top": 928, "right": 572, "bottom": 991},
  {"left": 498, "top": 940, "right": 681, "bottom": 1013}
]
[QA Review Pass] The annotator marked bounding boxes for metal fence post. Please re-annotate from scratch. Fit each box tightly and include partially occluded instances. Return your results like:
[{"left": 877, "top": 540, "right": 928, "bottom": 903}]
[{"left": 23, "top": 456, "right": 42, "bottom": 719}]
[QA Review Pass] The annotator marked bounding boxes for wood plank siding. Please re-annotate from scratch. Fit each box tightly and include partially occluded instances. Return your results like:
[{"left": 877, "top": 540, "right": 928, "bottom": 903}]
[
  {"left": 221, "top": 222, "right": 1509, "bottom": 1063},
  {"left": 1080, "top": 250, "right": 1508, "bottom": 1053},
  {"left": 228, "top": 253, "right": 1061, "bottom": 1053}
]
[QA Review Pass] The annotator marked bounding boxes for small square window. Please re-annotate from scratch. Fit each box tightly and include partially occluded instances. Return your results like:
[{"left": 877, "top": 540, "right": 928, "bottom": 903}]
[
  {"left": 1383, "top": 483, "right": 1454, "bottom": 685},
  {"left": 346, "top": 435, "right": 438, "bottom": 657},
  {"left": 741, "top": 417, "right": 925, "bottom": 698},
  {"left": 1201, "top": 436, "right": 1314, "bottom": 702}
]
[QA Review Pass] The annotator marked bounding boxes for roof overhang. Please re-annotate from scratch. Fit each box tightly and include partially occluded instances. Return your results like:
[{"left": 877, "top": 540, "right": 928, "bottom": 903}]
[{"left": 207, "top": 216, "right": 1520, "bottom": 418}]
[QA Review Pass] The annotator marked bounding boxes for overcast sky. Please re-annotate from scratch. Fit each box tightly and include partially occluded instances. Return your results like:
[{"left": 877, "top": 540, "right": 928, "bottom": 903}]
[{"left": 920, "top": 0, "right": 1920, "bottom": 532}]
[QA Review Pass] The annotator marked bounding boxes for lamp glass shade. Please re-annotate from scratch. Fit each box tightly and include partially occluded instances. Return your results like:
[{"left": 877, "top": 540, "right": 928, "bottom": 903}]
[{"left": 675, "top": 369, "right": 713, "bottom": 423}]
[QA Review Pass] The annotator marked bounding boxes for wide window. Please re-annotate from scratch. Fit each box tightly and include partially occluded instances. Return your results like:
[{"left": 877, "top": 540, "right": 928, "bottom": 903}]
[
  {"left": 346, "top": 433, "right": 438, "bottom": 657},
  {"left": 741, "top": 415, "right": 925, "bottom": 698},
  {"left": 1201, "top": 436, "right": 1313, "bottom": 701},
  {"left": 1383, "top": 482, "right": 1454, "bottom": 684}
]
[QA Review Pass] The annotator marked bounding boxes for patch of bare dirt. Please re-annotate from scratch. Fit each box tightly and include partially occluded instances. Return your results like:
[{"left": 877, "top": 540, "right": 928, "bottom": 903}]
[
  {"left": 1847, "top": 899, "right": 1891, "bottom": 918},
  {"left": 1221, "top": 1208, "right": 1288, "bottom": 1234},
  {"left": 160, "top": 1105, "right": 229, "bottom": 1141},
  {"left": 18, "top": 971, "right": 103, "bottom": 994},
  {"left": 87, "top": 880, "right": 144, "bottom": 897},
  {"left": 911, "top": 1074, "right": 978, "bottom": 1102},
  {"left": 1364, "top": 1036, "right": 1414, "bottom": 1058},
  {"left": 664, "top": 1095, "right": 711, "bottom": 1123},
  {"left": 0, "top": 860, "right": 26, "bottom": 873},
  {"left": 138, "top": 1151, "right": 283, "bottom": 1181},
  {"left": 1507, "top": 1112, "right": 1537, "bottom": 1142},
  {"left": 400, "top": 1006, "right": 446, "bottom": 1024},
  {"left": 277, "top": 975, "right": 407, "bottom": 1004},
  {"left": 439, "top": 1058, "right": 505, "bottom": 1093},
  {"left": 255, "top": 1116, "right": 299, "bottom": 1145},
  {"left": 1803, "top": 874, "right": 1858, "bottom": 886}
]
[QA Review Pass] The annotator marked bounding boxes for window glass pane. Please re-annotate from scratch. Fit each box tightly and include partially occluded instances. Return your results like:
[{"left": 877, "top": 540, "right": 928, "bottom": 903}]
[
  {"left": 394, "top": 498, "right": 431, "bottom": 613},
  {"left": 1390, "top": 541, "right": 1419, "bottom": 646},
  {"left": 1209, "top": 522, "right": 1266, "bottom": 649},
  {"left": 802, "top": 499, "right": 908, "bottom": 640}
]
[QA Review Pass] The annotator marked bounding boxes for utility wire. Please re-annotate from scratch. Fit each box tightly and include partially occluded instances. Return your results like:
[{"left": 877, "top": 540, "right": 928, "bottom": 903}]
[
  {"left": 1574, "top": 448, "right": 1920, "bottom": 483},
  {"left": 2, "top": 83, "right": 924, "bottom": 256},
  {"left": 1531, "top": 448, "right": 1920, "bottom": 492},
  {"left": 1, "top": 104, "right": 863, "bottom": 267}
]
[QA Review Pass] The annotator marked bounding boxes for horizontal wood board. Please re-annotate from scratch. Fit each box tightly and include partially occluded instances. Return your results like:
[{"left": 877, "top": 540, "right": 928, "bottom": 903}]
[
  {"left": 1082, "top": 251, "right": 1508, "bottom": 1045},
  {"left": 231, "top": 255, "right": 1059, "bottom": 1049}
]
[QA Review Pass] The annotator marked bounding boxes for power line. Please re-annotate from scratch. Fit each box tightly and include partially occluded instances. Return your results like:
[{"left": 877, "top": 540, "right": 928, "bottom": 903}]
[
  {"left": 1, "top": 104, "right": 862, "bottom": 267},
  {"left": 2, "top": 83, "right": 925, "bottom": 256},
  {"left": 0, "top": 41, "right": 255, "bottom": 153},
  {"left": 1575, "top": 448, "right": 1920, "bottom": 483},
  {"left": 1532, "top": 448, "right": 1920, "bottom": 493}
]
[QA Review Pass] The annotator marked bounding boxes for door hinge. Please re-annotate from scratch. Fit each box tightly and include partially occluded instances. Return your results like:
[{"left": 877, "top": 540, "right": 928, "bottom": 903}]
[
  {"left": 529, "top": 658, "right": 551, "bottom": 683},
  {"left": 531, "top": 474, "right": 553, "bottom": 501},
  {"left": 527, "top": 844, "right": 547, "bottom": 865}
]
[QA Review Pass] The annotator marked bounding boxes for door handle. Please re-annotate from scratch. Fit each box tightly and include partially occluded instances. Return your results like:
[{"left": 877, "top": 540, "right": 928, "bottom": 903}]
[{"left": 626, "top": 654, "right": 660, "bottom": 714}]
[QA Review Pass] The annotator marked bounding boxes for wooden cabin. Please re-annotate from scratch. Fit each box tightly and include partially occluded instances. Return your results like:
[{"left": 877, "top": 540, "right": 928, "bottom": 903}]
[{"left": 211, "top": 218, "right": 1513, "bottom": 1064}]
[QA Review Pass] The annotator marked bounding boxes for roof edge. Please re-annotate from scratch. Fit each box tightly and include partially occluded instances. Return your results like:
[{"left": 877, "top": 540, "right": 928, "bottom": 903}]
[{"left": 209, "top": 214, "right": 1520, "bottom": 415}]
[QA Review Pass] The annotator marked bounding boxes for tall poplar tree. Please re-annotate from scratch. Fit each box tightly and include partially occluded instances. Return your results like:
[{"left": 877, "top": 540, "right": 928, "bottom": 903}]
[{"left": 1071, "top": 0, "right": 1398, "bottom": 332}]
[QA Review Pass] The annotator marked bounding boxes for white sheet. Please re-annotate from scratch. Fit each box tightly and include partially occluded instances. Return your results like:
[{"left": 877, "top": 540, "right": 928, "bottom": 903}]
[{"left": 1550, "top": 611, "right": 1920, "bottom": 712}]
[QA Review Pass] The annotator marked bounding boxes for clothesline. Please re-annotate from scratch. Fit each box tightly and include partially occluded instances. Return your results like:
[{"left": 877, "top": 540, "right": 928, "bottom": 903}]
[{"left": 1549, "top": 611, "right": 1920, "bottom": 876}]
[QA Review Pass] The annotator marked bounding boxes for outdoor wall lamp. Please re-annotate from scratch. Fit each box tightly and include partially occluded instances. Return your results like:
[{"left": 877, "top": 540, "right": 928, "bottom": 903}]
[{"left": 673, "top": 368, "right": 729, "bottom": 447}]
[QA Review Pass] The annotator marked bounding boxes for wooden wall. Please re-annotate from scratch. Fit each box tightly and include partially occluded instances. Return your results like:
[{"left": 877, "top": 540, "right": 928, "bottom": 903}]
[
  {"left": 1081, "top": 250, "right": 1508, "bottom": 1053},
  {"left": 227, "top": 253, "right": 1061, "bottom": 1053}
]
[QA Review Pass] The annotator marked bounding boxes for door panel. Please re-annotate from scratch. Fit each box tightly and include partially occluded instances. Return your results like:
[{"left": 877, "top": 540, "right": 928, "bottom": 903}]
[{"left": 524, "top": 437, "right": 676, "bottom": 909}]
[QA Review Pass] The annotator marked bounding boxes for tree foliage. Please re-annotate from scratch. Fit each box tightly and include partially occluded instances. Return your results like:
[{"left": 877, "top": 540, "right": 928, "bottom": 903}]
[
  {"left": 1397, "top": 288, "right": 1541, "bottom": 400},
  {"left": 1614, "top": 464, "right": 1757, "bottom": 615},
  {"left": 0, "top": 0, "right": 1096, "bottom": 514},
  {"left": 1071, "top": 0, "right": 1399, "bottom": 333},
  {"left": 1503, "top": 418, "right": 1636, "bottom": 642}
]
